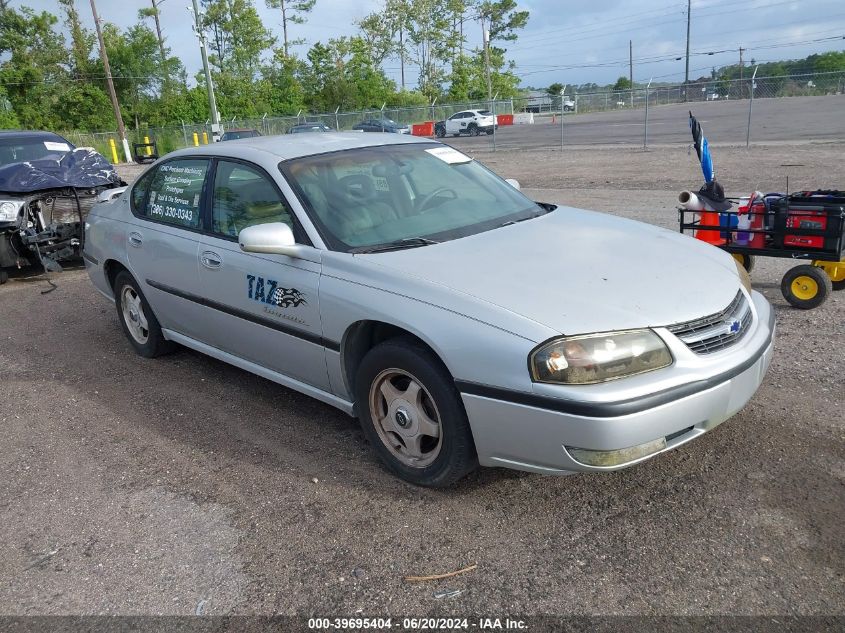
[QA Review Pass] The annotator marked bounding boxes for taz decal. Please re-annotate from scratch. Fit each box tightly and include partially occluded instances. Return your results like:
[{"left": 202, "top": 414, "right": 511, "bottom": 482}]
[
  {"left": 247, "top": 274, "right": 307, "bottom": 308},
  {"left": 270, "top": 286, "right": 307, "bottom": 307}
]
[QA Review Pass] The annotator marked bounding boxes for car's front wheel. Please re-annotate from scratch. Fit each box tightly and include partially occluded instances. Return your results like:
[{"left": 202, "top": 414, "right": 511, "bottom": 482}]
[
  {"left": 113, "top": 271, "right": 174, "bottom": 358},
  {"left": 356, "top": 338, "right": 477, "bottom": 487}
]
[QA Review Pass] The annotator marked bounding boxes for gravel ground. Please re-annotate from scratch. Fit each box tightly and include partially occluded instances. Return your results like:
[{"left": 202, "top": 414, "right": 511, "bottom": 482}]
[{"left": 0, "top": 144, "right": 842, "bottom": 619}]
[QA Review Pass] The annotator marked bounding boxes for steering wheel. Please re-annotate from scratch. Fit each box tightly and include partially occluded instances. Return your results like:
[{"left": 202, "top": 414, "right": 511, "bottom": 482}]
[{"left": 415, "top": 187, "right": 458, "bottom": 213}]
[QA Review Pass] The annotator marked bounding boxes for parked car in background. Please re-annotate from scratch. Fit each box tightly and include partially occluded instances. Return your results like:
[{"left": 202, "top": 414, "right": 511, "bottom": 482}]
[
  {"left": 82, "top": 132, "right": 774, "bottom": 487},
  {"left": 0, "top": 130, "right": 124, "bottom": 281},
  {"left": 288, "top": 122, "right": 332, "bottom": 134},
  {"left": 220, "top": 128, "right": 262, "bottom": 142},
  {"left": 352, "top": 119, "right": 410, "bottom": 134},
  {"left": 562, "top": 98, "right": 575, "bottom": 112},
  {"left": 435, "top": 109, "right": 497, "bottom": 137}
]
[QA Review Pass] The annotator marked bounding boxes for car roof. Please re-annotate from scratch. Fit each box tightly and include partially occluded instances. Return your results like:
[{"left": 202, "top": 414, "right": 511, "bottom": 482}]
[
  {"left": 0, "top": 130, "right": 72, "bottom": 142},
  {"left": 167, "top": 132, "right": 433, "bottom": 161}
]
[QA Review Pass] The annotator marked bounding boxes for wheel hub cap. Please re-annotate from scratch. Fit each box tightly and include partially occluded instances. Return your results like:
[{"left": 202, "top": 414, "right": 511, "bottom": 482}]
[
  {"left": 395, "top": 408, "right": 411, "bottom": 429},
  {"left": 368, "top": 368, "right": 443, "bottom": 468}
]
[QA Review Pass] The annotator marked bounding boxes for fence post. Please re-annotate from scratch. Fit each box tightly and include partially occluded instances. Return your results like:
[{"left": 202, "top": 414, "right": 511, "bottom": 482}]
[
  {"left": 644, "top": 79, "right": 652, "bottom": 149},
  {"left": 181, "top": 121, "right": 188, "bottom": 147},
  {"left": 560, "top": 85, "right": 566, "bottom": 151},
  {"left": 746, "top": 65, "right": 758, "bottom": 148}
]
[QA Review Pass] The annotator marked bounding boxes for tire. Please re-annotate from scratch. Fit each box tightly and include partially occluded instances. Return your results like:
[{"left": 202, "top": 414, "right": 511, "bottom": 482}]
[
  {"left": 435, "top": 126, "right": 445, "bottom": 138},
  {"left": 113, "top": 271, "right": 175, "bottom": 357},
  {"left": 469, "top": 124, "right": 480, "bottom": 136},
  {"left": 781, "top": 265, "right": 831, "bottom": 309},
  {"left": 832, "top": 279, "right": 845, "bottom": 291},
  {"left": 486, "top": 130, "right": 494, "bottom": 135},
  {"left": 0, "top": 270, "right": 8, "bottom": 285},
  {"left": 355, "top": 337, "right": 477, "bottom": 487},
  {"left": 732, "top": 253, "right": 755, "bottom": 273}
]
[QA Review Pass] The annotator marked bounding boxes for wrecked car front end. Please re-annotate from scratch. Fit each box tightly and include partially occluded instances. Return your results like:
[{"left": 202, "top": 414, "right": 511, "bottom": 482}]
[{"left": 0, "top": 147, "right": 124, "bottom": 275}]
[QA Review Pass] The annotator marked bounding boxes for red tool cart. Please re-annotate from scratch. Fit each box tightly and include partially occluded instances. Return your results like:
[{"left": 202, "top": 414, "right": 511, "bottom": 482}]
[{"left": 679, "top": 190, "right": 845, "bottom": 309}]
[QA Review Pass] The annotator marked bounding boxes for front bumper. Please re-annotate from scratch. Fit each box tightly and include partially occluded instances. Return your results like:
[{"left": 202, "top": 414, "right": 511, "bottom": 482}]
[{"left": 460, "top": 291, "right": 775, "bottom": 475}]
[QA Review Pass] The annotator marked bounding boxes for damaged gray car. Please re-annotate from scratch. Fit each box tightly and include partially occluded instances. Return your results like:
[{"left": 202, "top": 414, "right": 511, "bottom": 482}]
[{"left": 0, "top": 130, "right": 125, "bottom": 283}]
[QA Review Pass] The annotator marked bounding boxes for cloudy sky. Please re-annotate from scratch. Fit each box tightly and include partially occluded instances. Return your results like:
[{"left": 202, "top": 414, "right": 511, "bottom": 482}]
[{"left": 24, "top": 0, "right": 845, "bottom": 89}]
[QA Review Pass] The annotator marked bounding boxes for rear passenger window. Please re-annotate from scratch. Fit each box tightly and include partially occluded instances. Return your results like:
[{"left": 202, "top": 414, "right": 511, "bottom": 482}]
[
  {"left": 130, "top": 169, "right": 154, "bottom": 212},
  {"left": 143, "top": 159, "right": 209, "bottom": 229},
  {"left": 211, "top": 161, "right": 294, "bottom": 238}
]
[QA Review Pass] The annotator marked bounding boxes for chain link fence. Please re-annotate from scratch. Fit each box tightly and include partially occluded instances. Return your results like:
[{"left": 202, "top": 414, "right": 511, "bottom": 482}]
[
  {"left": 63, "top": 71, "right": 843, "bottom": 161},
  {"left": 512, "top": 70, "right": 845, "bottom": 115},
  {"left": 64, "top": 99, "right": 514, "bottom": 162}
]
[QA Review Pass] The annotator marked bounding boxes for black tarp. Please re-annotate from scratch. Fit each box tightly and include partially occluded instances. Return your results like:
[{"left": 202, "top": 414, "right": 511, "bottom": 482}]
[{"left": 0, "top": 148, "right": 122, "bottom": 193}]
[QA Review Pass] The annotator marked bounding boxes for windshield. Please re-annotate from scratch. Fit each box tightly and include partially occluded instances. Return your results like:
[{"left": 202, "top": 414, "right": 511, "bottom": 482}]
[
  {"left": 281, "top": 143, "right": 540, "bottom": 252},
  {"left": 0, "top": 136, "right": 73, "bottom": 167},
  {"left": 222, "top": 130, "right": 258, "bottom": 140}
]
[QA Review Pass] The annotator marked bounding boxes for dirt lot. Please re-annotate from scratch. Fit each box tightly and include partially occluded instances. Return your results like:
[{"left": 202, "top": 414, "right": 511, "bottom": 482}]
[{"left": 0, "top": 143, "right": 843, "bottom": 619}]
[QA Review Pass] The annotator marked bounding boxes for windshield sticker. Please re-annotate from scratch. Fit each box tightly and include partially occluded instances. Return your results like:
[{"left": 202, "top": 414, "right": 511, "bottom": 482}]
[
  {"left": 44, "top": 141, "right": 71, "bottom": 152},
  {"left": 425, "top": 147, "right": 471, "bottom": 164}
]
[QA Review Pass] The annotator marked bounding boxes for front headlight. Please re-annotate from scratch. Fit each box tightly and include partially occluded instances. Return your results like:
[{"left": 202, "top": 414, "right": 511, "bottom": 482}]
[
  {"left": 0, "top": 200, "right": 23, "bottom": 222},
  {"left": 530, "top": 329, "right": 673, "bottom": 384},
  {"left": 734, "top": 258, "right": 752, "bottom": 293}
]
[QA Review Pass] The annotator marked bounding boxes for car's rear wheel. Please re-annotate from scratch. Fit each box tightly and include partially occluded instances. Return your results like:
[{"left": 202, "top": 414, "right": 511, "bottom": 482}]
[
  {"left": 113, "top": 271, "right": 174, "bottom": 358},
  {"left": 356, "top": 338, "right": 477, "bottom": 487}
]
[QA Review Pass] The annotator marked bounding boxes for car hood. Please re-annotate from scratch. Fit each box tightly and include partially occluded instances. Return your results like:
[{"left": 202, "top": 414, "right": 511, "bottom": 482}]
[
  {"left": 363, "top": 207, "right": 742, "bottom": 335},
  {"left": 0, "top": 148, "right": 122, "bottom": 194}
]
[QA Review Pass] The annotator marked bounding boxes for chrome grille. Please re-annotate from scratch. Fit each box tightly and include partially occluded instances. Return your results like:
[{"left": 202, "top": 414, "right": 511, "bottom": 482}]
[{"left": 667, "top": 291, "right": 753, "bottom": 354}]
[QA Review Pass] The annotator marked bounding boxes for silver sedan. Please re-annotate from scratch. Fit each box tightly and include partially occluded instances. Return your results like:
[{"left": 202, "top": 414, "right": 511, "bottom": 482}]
[{"left": 83, "top": 133, "right": 774, "bottom": 486}]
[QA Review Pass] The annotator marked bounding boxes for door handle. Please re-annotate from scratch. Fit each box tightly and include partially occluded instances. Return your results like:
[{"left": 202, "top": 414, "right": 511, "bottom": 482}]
[
  {"left": 128, "top": 232, "right": 142, "bottom": 247},
  {"left": 200, "top": 250, "right": 223, "bottom": 269}
]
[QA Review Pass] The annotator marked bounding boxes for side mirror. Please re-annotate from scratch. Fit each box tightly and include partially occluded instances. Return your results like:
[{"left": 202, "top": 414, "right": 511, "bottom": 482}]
[
  {"left": 505, "top": 178, "right": 521, "bottom": 191},
  {"left": 239, "top": 222, "right": 300, "bottom": 258}
]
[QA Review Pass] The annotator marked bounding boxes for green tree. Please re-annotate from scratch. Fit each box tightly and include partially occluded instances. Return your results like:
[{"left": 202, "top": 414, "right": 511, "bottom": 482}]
[
  {"left": 476, "top": 0, "right": 529, "bottom": 43},
  {"left": 404, "top": 0, "right": 459, "bottom": 99},
  {"left": 613, "top": 76, "right": 631, "bottom": 91},
  {"left": 265, "top": 0, "right": 316, "bottom": 58},
  {"left": 58, "top": 0, "right": 95, "bottom": 77},
  {"left": 0, "top": 7, "right": 70, "bottom": 128},
  {"left": 546, "top": 82, "right": 563, "bottom": 95},
  {"left": 202, "top": 0, "right": 274, "bottom": 76}
]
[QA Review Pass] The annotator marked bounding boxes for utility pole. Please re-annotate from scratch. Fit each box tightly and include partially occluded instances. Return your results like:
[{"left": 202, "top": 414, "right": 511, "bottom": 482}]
[
  {"left": 739, "top": 46, "right": 745, "bottom": 98},
  {"left": 684, "top": 0, "right": 691, "bottom": 100},
  {"left": 482, "top": 16, "right": 492, "bottom": 101},
  {"left": 150, "top": 0, "right": 166, "bottom": 62},
  {"left": 399, "top": 26, "right": 405, "bottom": 91},
  {"left": 89, "top": 0, "right": 132, "bottom": 163},
  {"left": 189, "top": 0, "right": 220, "bottom": 141},
  {"left": 629, "top": 40, "right": 633, "bottom": 107}
]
